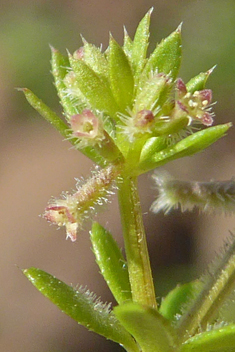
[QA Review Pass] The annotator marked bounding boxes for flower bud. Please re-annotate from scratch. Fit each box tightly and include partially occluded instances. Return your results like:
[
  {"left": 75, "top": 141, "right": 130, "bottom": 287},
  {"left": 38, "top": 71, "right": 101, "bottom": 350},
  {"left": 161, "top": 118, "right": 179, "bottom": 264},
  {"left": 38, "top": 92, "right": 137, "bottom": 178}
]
[
  {"left": 135, "top": 110, "right": 155, "bottom": 127},
  {"left": 119, "top": 109, "right": 155, "bottom": 142},
  {"left": 73, "top": 47, "right": 84, "bottom": 60}
]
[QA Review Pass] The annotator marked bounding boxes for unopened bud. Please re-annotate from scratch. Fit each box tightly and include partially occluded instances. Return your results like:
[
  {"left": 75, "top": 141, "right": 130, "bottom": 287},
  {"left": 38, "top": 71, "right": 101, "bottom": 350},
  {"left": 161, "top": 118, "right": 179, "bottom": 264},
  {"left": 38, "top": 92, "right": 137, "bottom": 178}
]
[
  {"left": 73, "top": 47, "right": 84, "bottom": 60},
  {"left": 135, "top": 110, "right": 155, "bottom": 127},
  {"left": 118, "top": 109, "right": 156, "bottom": 142}
]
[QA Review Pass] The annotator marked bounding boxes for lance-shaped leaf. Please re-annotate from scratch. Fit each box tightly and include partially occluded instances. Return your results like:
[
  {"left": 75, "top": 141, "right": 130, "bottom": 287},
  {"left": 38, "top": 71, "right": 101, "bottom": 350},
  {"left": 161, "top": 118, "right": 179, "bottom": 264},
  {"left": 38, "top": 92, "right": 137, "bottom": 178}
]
[
  {"left": 69, "top": 56, "right": 119, "bottom": 119},
  {"left": 82, "top": 40, "right": 109, "bottom": 80},
  {"left": 131, "top": 8, "right": 152, "bottom": 76},
  {"left": 139, "top": 24, "right": 182, "bottom": 90},
  {"left": 186, "top": 66, "right": 216, "bottom": 93},
  {"left": 179, "top": 325, "right": 235, "bottom": 352},
  {"left": 133, "top": 73, "right": 170, "bottom": 113},
  {"left": 123, "top": 27, "right": 133, "bottom": 59},
  {"left": 20, "top": 88, "right": 107, "bottom": 166},
  {"left": 109, "top": 36, "right": 134, "bottom": 112},
  {"left": 114, "top": 302, "right": 178, "bottom": 352},
  {"left": 137, "top": 136, "right": 167, "bottom": 164},
  {"left": 160, "top": 281, "right": 202, "bottom": 322},
  {"left": 51, "top": 47, "right": 79, "bottom": 116},
  {"left": 138, "top": 123, "right": 232, "bottom": 173},
  {"left": 90, "top": 222, "right": 132, "bottom": 304},
  {"left": 20, "top": 88, "right": 70, "bottom": 136},
  {"left": 24, "top": 268, "right": 139, "bottom": 352}
]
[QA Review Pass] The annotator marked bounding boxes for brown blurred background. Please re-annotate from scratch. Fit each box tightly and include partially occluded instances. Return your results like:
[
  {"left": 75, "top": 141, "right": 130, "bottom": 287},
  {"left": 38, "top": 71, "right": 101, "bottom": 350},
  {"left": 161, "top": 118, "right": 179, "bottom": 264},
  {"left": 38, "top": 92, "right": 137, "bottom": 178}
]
[{"left": 1, "top": 0, "right": 235, "bottom": 351}]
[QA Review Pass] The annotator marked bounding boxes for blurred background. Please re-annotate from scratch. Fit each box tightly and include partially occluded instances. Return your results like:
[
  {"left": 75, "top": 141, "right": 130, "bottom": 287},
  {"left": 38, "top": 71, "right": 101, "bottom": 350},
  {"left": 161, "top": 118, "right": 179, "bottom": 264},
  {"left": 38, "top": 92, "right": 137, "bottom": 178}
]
[{"left": 1, "top": 0, "right": 235, "bottom": 351}]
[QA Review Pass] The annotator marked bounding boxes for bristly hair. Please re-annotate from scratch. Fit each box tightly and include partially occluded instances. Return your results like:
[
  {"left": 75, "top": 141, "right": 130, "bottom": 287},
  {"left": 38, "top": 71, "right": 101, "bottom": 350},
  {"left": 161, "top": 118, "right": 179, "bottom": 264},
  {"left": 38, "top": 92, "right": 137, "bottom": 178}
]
[
  {"left": 150, "top": 171, "right": 235, "bottom": 215},
  {"left": 175, "top": 233, "right": 235, "bottom": 336}
]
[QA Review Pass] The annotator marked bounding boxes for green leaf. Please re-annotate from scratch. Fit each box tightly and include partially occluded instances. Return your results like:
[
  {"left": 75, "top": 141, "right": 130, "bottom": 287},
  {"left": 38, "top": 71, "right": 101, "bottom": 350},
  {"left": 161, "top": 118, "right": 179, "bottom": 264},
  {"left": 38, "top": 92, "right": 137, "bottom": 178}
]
[
  {"left": 160, "top": 281, "right": 201, "bottom": 322},
  {"left": 109, "top": 36, "right": 134, "bottom": 112},
  {"left": 114, "top": 302, "right": 178, "bottom": 352},
  {"left": 138, "top": 136, "right": 167, "bottom": 165},
  {"left": 133, "top": 73, "right": 170, "bottom": 113},
  {"left": 24, "top": 268, "right": 139, "bottom": 352},
  {"left": 131, "top": 8, "right": 152, "bottom": 77},
  {"left": 123, "top": 27, "right": 133, "bottom": 59},
  {"left": 20, "top": 88, "right": 70, "bottom": 137},
  {"left": 152, "top": 116, "right": 189, "bottom": 137},
  {"left": 51, "top": 47, "right": 79, "bottom": 116},
  {"left": 83, "top": 40, "right": 109, "bottom": 80},
  {"left": 138, "top": 123, "right": 232, "bottom": 173},
  {"left": 179, "top": 325, "right": 235, "bottom": 352},
  {"left": 140, "top": 24, "right": 182, "bottom": 86},
  {"left": 20, "top": 88, "right": 107, "bottom": 167},
  {"left": 90, "top": 222, "right": 132, "bottom": 304},
  {"left": 186, "top": 66, "right": 215, "bottom": 93},
  {"left": 69, "top": 56, "right": 119, "bottom": 119}
]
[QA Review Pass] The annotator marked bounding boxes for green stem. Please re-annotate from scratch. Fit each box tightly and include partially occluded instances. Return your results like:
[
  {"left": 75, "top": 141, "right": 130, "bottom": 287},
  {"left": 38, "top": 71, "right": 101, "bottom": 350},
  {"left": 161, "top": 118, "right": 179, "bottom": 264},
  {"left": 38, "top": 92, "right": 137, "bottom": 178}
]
[
  {"left": 176, "top": 236, "right": 235, "bottom": 341},
  {"left": 118, "top": 175, "right": 157, "bottom": 308}
]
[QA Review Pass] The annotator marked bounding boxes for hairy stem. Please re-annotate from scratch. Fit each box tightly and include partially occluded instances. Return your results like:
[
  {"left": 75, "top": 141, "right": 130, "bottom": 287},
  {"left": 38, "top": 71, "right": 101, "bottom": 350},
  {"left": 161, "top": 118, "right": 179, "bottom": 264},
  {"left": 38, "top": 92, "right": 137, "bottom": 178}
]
[
  {"left": 176, "top": 235, "right": 235, "bottom": 341},
  {"left": 118, "top": 175, "right": 157, "bottom": 308}
]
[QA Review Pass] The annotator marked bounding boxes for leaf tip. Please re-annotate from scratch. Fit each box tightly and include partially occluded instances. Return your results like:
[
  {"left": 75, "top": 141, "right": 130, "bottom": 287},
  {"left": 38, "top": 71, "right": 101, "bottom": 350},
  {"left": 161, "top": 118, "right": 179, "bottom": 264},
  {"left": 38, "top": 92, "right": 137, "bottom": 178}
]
[
  {"left": 176, "top": 22, "right": 183, "bottom": 33},
  {"left": 207, "top": 64, "right": 217, "bottom": 76},
  {"left": 49, "top": 44, "right": 57, "bottom": 53}
]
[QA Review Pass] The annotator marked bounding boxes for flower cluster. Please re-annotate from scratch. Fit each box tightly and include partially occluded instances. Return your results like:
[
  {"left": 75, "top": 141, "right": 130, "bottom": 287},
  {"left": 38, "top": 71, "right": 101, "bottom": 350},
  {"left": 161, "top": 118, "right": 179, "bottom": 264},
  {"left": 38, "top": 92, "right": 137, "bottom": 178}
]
[{"left": 23, "top": 10, "right": 231, "bottom": 240}]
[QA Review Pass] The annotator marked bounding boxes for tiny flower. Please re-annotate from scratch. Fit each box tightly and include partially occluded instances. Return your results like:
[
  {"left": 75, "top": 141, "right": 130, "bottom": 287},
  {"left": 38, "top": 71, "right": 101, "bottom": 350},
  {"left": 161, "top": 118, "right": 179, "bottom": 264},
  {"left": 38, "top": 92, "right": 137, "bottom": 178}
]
[
  {"left": 69, "top": 109, "right": 105, "bottom": 147},
  {"left": 44, "top": 199, "right": 80, "bottom": 242},
  {"left": 173, "top": 78, "right": 214, "bottom": 126}
]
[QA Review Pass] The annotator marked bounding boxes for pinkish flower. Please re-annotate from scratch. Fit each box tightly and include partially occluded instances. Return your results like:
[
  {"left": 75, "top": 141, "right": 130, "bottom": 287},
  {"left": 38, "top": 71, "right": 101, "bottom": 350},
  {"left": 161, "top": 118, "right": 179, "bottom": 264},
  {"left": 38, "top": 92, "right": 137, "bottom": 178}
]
[
  {"left": 174, "top": 78, "right": 214, "bottom": 126},
  {"left": 69, "top": 109, "right": 105, "bottom": 147},
  {"left": 44, "top": 200, "right": 79, "bottom": 242}
]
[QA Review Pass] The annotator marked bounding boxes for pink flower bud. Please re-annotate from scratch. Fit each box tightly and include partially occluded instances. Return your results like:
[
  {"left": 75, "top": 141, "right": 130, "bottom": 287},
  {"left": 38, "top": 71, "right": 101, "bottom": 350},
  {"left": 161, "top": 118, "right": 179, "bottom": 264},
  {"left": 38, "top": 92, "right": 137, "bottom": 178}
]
[
  {"left": 135, "top": 109, "right": 155, "bottom": 127},
  {"left": 73, "top": 47, "right": 84, "bottom": 60},
  {"left": 176, "top": 78, "right": 187, "bottom": 98}
]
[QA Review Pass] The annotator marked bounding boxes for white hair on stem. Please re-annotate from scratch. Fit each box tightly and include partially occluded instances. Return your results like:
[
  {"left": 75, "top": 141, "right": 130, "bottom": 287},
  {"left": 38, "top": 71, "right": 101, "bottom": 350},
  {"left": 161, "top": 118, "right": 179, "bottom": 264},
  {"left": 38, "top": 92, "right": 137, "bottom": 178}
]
[{"left": 150, "top": 171, "right": 235, "bottom": 215}]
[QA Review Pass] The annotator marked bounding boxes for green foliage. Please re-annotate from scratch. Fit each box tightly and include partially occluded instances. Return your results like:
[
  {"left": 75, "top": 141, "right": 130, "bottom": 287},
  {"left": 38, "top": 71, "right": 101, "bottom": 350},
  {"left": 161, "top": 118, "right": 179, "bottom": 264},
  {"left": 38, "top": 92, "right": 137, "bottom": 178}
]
[
  {"left": 90, "top": 222, "right": 132, "bottom": 304},
  {"left": 22, "top": 9, "right": 235, "bottom": 352},
  {"left": 114, "top": 302, "right": 178, "bottom": 352},
  {"left": 24, "top": 268, "right": 138, "bottom": 352}
]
